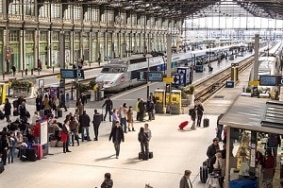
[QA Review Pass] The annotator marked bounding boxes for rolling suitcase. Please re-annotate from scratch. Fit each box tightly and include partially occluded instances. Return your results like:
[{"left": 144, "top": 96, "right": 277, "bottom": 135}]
[
  {"left": 26, "top": 148, "right": 37, "bottom": 161},
  {"left": 203, "top": 118, "right": 209, "bottom": 128},
  {"left": 138, "top": 152, "right": 148, "bottom": 160},
  {"left": 179, "top": 121, "right": 189, "bottom": 130},
  {"left": 58, "top": 109, "right": 62, "bottom": 118},
  {"left": 149, "top": 152, "right": 153, "bottom": 159},
  {"left": 19, "top": 147, "right": 27, "bottom": 161},
  {"left": 200, "top": 164, "right": 209, "bottom": 183},
  {"left": 32, "top": 144, "right": 43, "bottom": 160}
]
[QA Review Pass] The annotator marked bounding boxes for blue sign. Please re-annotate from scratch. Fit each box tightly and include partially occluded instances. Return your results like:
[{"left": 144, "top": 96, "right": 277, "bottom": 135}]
[{"left": 60, "top": 69, "right": 85, "bottom": 79}]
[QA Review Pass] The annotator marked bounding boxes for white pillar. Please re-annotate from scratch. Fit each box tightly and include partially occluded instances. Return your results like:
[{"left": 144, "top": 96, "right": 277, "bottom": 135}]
[
  {"left": 166, "top": 35, "right": 172, "bottom": 77},
  {"left": 253, "top": 34, "right": 260, "bottom": 81}
]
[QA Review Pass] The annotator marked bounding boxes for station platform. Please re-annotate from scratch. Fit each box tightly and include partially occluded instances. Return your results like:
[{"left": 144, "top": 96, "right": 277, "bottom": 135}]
[
  {"left": 0, "top": 61, "right": 106, "bottom": 82},
  {"left": 0, "top": 59, "right": 253, "bottom": 188}
]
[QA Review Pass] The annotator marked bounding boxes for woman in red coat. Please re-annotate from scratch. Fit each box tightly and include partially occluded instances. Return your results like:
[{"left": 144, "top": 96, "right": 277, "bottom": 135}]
[{"left": 61, "top": 119, "right": 71, "bottom": 153}]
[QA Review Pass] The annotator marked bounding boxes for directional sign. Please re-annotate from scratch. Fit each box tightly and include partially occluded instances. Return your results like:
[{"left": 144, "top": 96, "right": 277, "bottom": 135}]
[{"left": 163, "top": 77, "right": 173, "bottom": 83}]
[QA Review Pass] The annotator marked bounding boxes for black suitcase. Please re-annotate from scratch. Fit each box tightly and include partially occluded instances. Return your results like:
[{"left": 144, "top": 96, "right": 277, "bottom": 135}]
[
  {"left": 58, "top": 109, "right": 62, "bottom": 118},
  {"left": 138, "top": 152, "right": 148, "bottom": 160},
  {"left": 13, "top": 109, "right": 19, "bottom": 116},
  {"left": 19, "top": 147, "right": 27, "bottom": 161},
  {"left": 149, "top": 152, "right": 153, "bottom": 159},
  {"left": 200, "top": 165, "right": 209, "bottom": 183},
  {"left": 203, "top": 118, "right": 209, "bottom": 128},
  {"left": 26, "top": 148, "right": 37, "bottom": 161}
]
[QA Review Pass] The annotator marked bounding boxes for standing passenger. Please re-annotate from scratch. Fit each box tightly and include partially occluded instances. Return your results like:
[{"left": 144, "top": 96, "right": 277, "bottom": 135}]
[{"left": 195, "top": 100, "right": 204, "bottom": 127}]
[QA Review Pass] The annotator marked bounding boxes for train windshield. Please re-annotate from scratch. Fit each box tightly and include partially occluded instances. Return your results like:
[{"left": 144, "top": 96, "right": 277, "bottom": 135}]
[{"left": 101, "top": 67, "right": 126, "bottom": 73}]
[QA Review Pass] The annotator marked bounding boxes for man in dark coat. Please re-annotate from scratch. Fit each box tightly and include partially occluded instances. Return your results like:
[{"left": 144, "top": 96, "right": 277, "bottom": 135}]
[
  {"left": 109, "top": 121, "right": 124, "bottom": 159},
  {"left": 189, "top": 107, "right": 196, "bottom": 130},
  {"left": 138, "top": 98, "right": 146, "bottom": 122},
  {"left": 102, "top": 97, "right": 113, "bottom": 122},
  {"left": 79, "top": 110, "right": 91, "bottom": 142},
  {"left": 92, "top": 109, "right": 102, "bottom": 141},
  {"left": 206, "top": 138, "right": 220, "bottom": 173},
  {"left": 179, "top": 170, "right": 193, "bottom": 188}
]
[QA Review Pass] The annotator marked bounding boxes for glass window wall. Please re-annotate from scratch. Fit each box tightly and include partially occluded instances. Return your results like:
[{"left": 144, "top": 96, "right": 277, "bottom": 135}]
[
  {"left": 73, "top": 5, "right": 81, "bottom": 21},
  {"left": 51, "top": 4, "right": 60, "bottom": 19},
  {"left": 39, "top": 2, "right": 48, "bottom": 18},
  {"left": 24, "top": 0, "right": 34, "bottom": 16},
  {"left": 9, "top": 0, "right": 21, "bottom": 16}
]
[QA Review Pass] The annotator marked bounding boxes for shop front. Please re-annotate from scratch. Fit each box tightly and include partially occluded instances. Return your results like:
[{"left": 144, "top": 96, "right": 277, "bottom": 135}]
[{"left": 220, "top": 96, "right": 283, "bottom": 188}]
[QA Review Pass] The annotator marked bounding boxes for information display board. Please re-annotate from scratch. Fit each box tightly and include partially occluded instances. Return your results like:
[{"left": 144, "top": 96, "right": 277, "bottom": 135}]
[
  {"left": 138, "top": 71, "right": 163, "bottom": 82},
  {"left": 60, "top": 69, "right": 85, "bottom": 79},
  {"left": 259, "top": 75, "right": 280, "bottom": 86}
]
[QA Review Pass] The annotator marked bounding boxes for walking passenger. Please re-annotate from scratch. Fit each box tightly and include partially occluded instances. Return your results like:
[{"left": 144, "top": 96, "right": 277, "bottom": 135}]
[
  {"left": 92, "top": 109, "right": 102, "bottom": 141},
  {"left": 102, "top": 97, "right": 113, "bottom": 122},
  {"left": 109, "top": 121, "right": 124, "bottom": 159},
  {"left": 111, "top": 108, "right": 119, "bottom": 128}
]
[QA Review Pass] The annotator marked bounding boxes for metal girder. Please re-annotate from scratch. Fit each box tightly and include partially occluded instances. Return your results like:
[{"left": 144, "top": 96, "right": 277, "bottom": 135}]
[{"left": 49, "top": 0, "right": 283, "bottom": 20}]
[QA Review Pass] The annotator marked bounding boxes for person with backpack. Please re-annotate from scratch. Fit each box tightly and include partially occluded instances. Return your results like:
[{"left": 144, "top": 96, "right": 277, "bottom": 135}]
[
  {"left": 195, "top": 100, "right": 204, "bottom": 127},
  {"left": 188, "top": 107, "right": 196, "bottom": 130}
]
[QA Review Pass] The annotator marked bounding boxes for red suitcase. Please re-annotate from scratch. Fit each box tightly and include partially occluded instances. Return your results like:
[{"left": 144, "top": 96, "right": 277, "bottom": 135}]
[
  {"left": 32, "top": 144, "right": 43, "bottom": 160},
  {"left": 179, "top": 121, "right": 189, "bottom": 130}
]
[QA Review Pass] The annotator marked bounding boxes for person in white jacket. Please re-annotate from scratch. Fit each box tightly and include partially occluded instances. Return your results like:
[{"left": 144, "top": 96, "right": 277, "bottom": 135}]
[{"left": 213, "top": 151, "right": 225, "bottom": 188}]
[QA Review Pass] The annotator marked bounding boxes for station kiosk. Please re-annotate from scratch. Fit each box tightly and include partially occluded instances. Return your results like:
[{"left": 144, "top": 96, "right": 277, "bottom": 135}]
[
  {"left": 154, "top": 89, "right": 165, "bottom": 114},
  {"left": 169, "top": 90, "right": 181, "bottom": 114},
  {"left": 0, "top": 83, "right": 7, "bottom": 104}
]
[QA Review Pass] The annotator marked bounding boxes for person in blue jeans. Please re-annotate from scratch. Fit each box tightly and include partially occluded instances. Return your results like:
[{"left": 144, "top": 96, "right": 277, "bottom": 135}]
[
  {"left": 118, "top": 103, "right": 128, "bottom": 133},
  {"left": 79, "top": 110, "right": 91, "bottom": 142},
  {"left": 8, "top": 131, "right": 17, "bottom": 164}
]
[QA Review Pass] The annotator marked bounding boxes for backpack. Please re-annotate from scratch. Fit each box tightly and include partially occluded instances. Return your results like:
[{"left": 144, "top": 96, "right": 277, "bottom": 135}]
[{"left": 189, "top": 108, "right": 195, "bottom": 116}]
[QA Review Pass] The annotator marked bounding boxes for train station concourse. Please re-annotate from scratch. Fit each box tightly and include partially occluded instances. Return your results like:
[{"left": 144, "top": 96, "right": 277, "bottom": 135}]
[{"left": 1, "top": 0, "right": 283, "bottom": 188}]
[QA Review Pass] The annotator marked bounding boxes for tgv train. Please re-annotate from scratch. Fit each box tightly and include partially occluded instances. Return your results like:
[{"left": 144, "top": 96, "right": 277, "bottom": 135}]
[
  {"left": 249, "top": 41, "right": 283, "bottom": 98},
  {"left": 96, "top": 44, "right": 247, "bottom": 92}
]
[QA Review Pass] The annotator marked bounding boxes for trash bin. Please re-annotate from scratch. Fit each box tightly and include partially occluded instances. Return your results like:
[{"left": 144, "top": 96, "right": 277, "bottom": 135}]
[
  {"left": 154, "top": 89, "right": 165, "bottom": 113},
  {"left": 251, "top": 86, "right": 259, "bottom": 97},
  {"left": 169, "top": 90, "right": 181, "bottom": 114}
]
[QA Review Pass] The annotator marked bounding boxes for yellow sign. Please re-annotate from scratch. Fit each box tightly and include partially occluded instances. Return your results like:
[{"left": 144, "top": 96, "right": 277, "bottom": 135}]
[
  {"left": 249, "top": 80, "right": 259, "bottom": 86},
  {"left": 163, "top": 77, "right": 173, "bottom": 83}
]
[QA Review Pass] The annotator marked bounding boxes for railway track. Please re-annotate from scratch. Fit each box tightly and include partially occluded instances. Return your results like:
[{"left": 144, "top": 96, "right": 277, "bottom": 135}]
[{"left": 193, "top": 56, "right": 254, "bottom": 102}]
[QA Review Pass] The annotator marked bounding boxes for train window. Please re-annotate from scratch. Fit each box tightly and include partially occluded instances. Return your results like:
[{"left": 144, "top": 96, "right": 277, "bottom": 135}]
[{"left": 101, "top": 67, "right": 110, "bottom": 73}]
